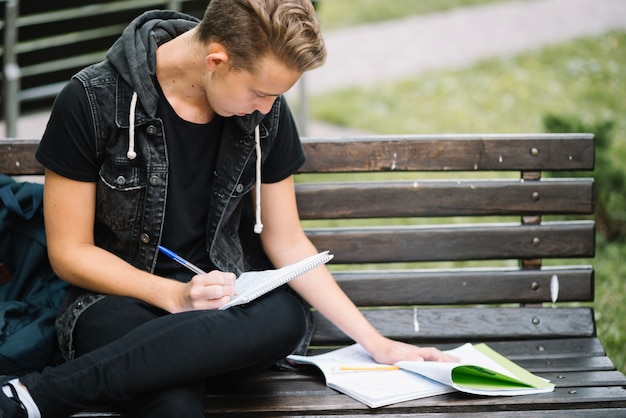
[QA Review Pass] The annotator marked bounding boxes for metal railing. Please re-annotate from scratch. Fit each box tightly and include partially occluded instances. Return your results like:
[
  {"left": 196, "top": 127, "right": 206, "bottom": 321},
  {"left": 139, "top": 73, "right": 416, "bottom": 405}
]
[
  {"left": 2, "top": 0, "right": 315, "bottom": 137},
  {"left": 1, "top": 1, "right": 201, "bottom": 136},
  {"left": 2, "top": 0, "right": 19, "bottom": 137}
]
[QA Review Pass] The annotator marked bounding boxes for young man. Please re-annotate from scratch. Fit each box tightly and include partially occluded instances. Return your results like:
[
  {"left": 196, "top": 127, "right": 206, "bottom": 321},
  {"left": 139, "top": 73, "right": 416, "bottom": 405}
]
[{"left": 0, "top": 1, "right": 454, "bottom": 417}]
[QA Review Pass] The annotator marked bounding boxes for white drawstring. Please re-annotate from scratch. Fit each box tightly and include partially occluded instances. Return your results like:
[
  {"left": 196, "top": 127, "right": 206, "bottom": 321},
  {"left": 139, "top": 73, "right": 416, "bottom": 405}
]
[
  {"left": 127, "top": 91, "right": 261, "bottom": 233},
  {"left": 127, "top": 92, "right": 138, "bottom": 160},
  {"left": 253, "top": 125, "right": 263, "bottom": 234}
]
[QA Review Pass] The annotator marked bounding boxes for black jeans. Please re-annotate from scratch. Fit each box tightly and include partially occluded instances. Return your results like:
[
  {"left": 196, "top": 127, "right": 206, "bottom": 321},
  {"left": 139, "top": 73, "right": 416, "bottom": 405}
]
[{"left": 20, "top": 287, "right": 307, "bottom": 418}]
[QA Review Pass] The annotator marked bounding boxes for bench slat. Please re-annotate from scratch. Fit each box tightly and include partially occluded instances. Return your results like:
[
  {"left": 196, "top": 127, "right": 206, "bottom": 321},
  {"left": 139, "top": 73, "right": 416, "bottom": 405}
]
[
  {"left": 306, "top": 337, "right": 609, "bottom": 361},
  {"left": 300, "top": 135, "right": 595, "bottom": 173},
  {"left": 206, "top": 368, "right": 626, "bottom": 394},
  {"left": 250, "top": 411, "right": 626, "bottom": 418},
  {"left": 0, "top": 136, "right": 595, "bottom": 176},
  {"left": 543, "top": 370, "right": 626, "bottom": 387},
  {"left": 505, "top": 356, "right": 616, "bottom": 373},
  {"left": 465, "top": 337, "right": 607, "bottom": 360},
  {"left": 297, "top": 179, "right": 594, "bottom": 218},
  {"left": 310, "top": 307, "right": 596, "bottom": 344},
  {"left": 204, "top": 380, "right": 626, "bottom": 415},
  {"left": 334, "top": 267, "right": 594, "bottom": 306},
  {"left": 308, "top": 221, "right": 595, "bottom": 263},
  {"left": 199, "top": 410, "right": 626, "bottom": 418},
  {"left": 0, "top": 139, "right": 44, "bottom": 175}
]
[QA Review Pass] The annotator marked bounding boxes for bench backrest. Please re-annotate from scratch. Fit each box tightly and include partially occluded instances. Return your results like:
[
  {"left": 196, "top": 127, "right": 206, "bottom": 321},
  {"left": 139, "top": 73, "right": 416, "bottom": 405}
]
[
  {"left": 0, "top": 134, "right": 596, "bottom": 348},
  {"left": 296, "top": 134, "right": 595, "bottom": 348}
]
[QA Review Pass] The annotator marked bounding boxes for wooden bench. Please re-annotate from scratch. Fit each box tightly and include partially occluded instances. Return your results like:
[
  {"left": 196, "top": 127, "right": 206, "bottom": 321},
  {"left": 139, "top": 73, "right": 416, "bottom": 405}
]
[{"left": 2, "top": 133, "right": 626, "bottom": 416}]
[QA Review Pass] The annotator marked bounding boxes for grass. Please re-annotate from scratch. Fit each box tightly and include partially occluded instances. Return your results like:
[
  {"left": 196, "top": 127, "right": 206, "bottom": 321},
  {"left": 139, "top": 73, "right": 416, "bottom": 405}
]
[
  {"left": 308, "top": 31, "right": 626, "bottom": 374},
  {"left": 594, "top": 236, "right": 626, "bottom": 373},
  {"left": 310, "top": 32, "right": 626, "bottom": 142},
  {"left": 315, "top": 0, "right": 510, "bottom": 29}
]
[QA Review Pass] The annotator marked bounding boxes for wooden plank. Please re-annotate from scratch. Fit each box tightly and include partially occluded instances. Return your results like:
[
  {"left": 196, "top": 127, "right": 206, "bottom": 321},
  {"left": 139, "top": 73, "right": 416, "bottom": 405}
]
[
  {"left": 296, "top": 179, "right": 594, "bottom": 218},
  {"left": 204, "top": 369, "right": 626, "bottom": 395},
  {"left": 472, "top": 338, "right": 608, "bottom": 361},
  {"left": 333, "top": 267, "right": 594, "bottom": 306},
  {"left": 308, "top": 221, "right": 595, "bottom": 263},
  {"left": 103, "top": 357, "right": 626, "bottom": 417},
  {"left": 299, "top": 135, "right": 595, "bottom": 173},
  {"left": 204, "top": 383, "right": 626, "bottom": 415},
  {"left": 266, "top": 411, "right": 626, "bottom": 418},
  {"left": 200, "top": 410, "right": 626, "bottom": 418},
  {"left": 0, "top": 139, "right": 44, "bottom": 175},
  {"left": 305, "top": 337, "right": 609, "bottom": 363},
  {"left": 502, "top": 356, "right": 616, "bottom": 373},
  {"left": 1, "top": 136, "right": 596, "bottom": 177},
  {"left": 310, "top": 308, "right": 596, "bottom": 344},
  {"left": 84, "top": 410, "right": 626, "bottom": 418},
  {"left": 543, "top": 370, "right": 626, "bottom": 387}
]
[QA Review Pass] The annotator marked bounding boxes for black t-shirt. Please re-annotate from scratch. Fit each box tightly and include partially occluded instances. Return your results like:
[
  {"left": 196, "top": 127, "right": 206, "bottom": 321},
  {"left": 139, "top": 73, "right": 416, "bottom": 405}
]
[
  {"left": 156, "top": 86, "right": 221, "bottom": 275},
  {"left": 37, "top": 78, "right": 305, "bottom": 277}
]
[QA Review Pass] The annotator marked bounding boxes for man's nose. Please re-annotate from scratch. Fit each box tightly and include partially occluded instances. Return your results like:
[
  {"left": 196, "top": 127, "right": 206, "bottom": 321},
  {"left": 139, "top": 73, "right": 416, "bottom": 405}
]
[{"left": 255, "top": 96, "right": 277, "bottom": 114}]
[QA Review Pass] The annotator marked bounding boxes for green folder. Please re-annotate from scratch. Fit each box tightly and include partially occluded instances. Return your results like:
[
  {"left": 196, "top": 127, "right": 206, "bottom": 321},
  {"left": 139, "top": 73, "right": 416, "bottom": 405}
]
[{"left": 450, "top": 344, "right": 554, "bottom": 392}]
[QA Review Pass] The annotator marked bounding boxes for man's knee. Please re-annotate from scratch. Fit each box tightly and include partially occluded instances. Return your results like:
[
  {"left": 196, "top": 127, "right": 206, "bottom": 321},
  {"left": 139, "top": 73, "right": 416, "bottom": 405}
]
[
  {"left": 74, "top": 296, "right": 165, "bottom": 355},
  {"left": 253, "top": 289, "right": 309, "bottom": 354}
]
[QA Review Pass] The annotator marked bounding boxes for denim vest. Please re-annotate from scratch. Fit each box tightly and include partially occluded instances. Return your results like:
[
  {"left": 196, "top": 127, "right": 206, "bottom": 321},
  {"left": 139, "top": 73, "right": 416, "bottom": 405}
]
[{"left": 55, "top": 60, "right": 289, "bottom": 360}]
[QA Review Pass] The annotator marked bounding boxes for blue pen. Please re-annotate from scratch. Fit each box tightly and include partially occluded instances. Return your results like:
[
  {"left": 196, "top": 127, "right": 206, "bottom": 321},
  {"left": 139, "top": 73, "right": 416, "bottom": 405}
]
[{"left": 158, "top": 245, "right": 207, "bottom": 275}]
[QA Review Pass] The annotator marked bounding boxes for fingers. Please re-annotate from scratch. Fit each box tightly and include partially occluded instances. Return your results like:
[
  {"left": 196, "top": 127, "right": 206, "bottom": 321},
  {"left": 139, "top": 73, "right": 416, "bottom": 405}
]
[
  {"left": 416, "top": 347, "right": 459, "bottom": 363},
  {"left": 185, "top": 271, "right": 237, "bottom": 310},
  {"left": 193, "top": 271, "right": 235, "bottom": 288},
  {"left": 374, "top": 339, "right": 459, "bottom": 364}
]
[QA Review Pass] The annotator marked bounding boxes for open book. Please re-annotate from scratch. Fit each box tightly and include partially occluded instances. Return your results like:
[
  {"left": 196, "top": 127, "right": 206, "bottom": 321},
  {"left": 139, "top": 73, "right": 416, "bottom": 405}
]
[
  {"left": 219, "top": 251, "right": 333, "bottom": 310},
  {"left": 287, "top": 342, "right": 554, "bottom": 408}
]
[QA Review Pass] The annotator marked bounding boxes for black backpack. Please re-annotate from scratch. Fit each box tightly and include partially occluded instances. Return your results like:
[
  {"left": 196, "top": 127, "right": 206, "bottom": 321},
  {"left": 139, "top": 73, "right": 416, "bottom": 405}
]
[{"left": 0, "top": 174, "right": 69, "bottom": 374}]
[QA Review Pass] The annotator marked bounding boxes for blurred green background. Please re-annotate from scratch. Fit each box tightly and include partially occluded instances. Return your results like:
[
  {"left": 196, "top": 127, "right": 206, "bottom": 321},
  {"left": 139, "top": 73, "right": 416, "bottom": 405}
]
[{"left": 311, "top": 0, "right": 626, "bottom": 374}]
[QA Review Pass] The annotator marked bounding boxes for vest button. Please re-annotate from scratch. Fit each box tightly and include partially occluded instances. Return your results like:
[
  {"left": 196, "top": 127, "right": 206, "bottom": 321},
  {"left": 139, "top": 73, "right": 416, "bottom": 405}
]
[
  {"left": 116, "top": 175, "right": 126, "bottom": 185},
  {"left": 140, "top": 233, "right": 150, "bottom": 243},
  {"left": 146, "top": 125, "right": 157, "bottom": 135},
  {"left": 149, "top": 175, "right": 160, "bottom": 185},
  {"left": 235, "top": 183, "right": 244, "bottom": 193}
]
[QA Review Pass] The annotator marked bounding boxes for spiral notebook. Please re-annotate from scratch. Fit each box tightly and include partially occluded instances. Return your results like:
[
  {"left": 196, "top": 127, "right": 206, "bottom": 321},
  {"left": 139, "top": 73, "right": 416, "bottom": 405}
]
[{"left": 219, "top": 251, "right": 333, "bottom": 310}]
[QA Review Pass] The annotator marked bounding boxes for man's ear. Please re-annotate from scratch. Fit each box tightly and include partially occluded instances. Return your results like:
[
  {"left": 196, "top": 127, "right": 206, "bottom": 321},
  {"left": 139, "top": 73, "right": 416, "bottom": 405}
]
[{"left": 205, "top": 42, "right": 229, "bottom": 71}]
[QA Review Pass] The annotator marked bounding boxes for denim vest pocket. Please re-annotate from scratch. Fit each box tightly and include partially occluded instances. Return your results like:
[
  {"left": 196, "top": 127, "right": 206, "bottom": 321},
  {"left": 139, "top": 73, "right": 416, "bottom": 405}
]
[{"left": 96, "top": 157, "right": 147, "bottom": 258}]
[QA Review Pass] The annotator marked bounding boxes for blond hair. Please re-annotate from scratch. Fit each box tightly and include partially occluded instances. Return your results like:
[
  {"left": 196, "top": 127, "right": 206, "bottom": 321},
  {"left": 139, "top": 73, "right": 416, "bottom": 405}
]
[{"left": 196, "top": 0, "right": 326, "bottom": 73}]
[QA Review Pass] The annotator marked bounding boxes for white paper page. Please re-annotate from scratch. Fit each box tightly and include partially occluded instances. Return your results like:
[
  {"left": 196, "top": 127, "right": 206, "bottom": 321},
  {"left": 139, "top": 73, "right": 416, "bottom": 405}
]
[
  {"left": 234, "top": 267, "right": 285, "bottom": 295},
  {"left": 220, "top": 251, "right": 332, "bottom": 309},
  {"left": 397, "top": 343, "right": 515, "bottom": 383},
  {"left": 395, "top": 359, "right": 458, "bottom": 387},
  {"left": 289, "top": 344, "right": 452, "bottom": 408}
]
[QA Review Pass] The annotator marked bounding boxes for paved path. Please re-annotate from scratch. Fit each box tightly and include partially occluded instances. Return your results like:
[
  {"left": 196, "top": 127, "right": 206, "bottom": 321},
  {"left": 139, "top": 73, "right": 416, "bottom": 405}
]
[
  {"left": 305, "top": 0, "right": 626, "bottom": 94},
  {"left": 3, "top": 0, "right": 626, "bottom": 138}
]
